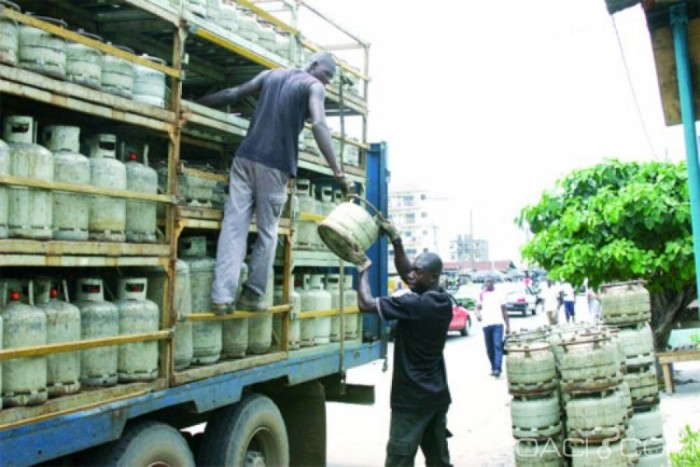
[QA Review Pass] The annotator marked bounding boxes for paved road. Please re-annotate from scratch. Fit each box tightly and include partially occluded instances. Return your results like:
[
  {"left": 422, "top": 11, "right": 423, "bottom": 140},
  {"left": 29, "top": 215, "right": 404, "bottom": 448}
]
[{"left": 327, "top": 296, "right": 699, "bottom": 466}]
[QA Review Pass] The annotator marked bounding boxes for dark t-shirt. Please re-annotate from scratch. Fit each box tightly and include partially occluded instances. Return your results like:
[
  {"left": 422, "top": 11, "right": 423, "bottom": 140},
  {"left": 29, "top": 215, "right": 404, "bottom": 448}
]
[
  {"left": 378, "top": 288, "right": 452, "bottom": 410},
  {"left": 236, "top": 69, "right": 319, "bottom": 176}
]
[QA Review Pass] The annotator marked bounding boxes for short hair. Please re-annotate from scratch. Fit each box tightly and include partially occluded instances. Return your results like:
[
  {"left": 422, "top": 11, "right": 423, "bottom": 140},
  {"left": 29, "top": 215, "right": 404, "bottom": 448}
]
[
  {"left": 416, "top": 252, "right": 443, "bottom": 277},
  {"left": 306, "top": 51, "right": 336, "bottom": 72}
]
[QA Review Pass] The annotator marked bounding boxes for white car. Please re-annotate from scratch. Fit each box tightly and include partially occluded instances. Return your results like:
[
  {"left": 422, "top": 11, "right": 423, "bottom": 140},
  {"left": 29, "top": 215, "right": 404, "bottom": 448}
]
[{"left": 503, "top": 284, "right": 541, "bottom": 317}]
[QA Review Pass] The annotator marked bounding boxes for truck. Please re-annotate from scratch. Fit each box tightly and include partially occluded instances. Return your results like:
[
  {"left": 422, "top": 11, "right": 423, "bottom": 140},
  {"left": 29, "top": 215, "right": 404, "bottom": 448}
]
[{"left": 0, "top": 1, "right": 388, "bottom": 465}]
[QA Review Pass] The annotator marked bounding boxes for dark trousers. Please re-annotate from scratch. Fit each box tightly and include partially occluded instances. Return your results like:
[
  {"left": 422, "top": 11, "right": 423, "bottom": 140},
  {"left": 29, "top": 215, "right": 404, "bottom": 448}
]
[
  {"left": 385, "top": 404, "right": 451, "bottom": 467},
  {"left": 483, "top": 324, "right": 504, "bottom": 373}
]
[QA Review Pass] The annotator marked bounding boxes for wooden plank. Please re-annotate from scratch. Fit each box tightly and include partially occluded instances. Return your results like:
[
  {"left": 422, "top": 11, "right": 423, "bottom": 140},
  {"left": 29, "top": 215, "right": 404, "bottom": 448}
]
[
  {"left": 0, "top": 331, "right": 171, "bottom": 361},
  {"left": 0, "top": 380, "right": 167, "bottom": 430},
  {"left": 0, "top": 255, "right": 168, "bottom": 267},
  {"left": 0, "top": 175, "right": 173, "bottom": 204},
  {"left": 1, "top": 9, "right": 180, "bottom": 78},
  {"left": 0, "top": 64, "right": 176, "bottom": 123},
  {"left": 0, "top": 80, "right": 172, "bottom": 134},
  {"left": 662, "top": 362, "right": 675, "bottom": 395},
  {"left": 0, "top": 239, "right": 169, "bottom": 256},
  {"left": 650, "top": 19, "right": 700, "bottom": 126},
  {"left": 657, "top": 349, "right": 700, "bottom": 363},
  {"left": 172, "top": 352, "right": 287, "bottom": 386}
]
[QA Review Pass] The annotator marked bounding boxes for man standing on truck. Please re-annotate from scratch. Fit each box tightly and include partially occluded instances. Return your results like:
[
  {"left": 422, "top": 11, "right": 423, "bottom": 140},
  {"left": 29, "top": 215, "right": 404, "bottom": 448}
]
[
  {"left": 197, "top": 51, "right": 355, "bottom": 313},
  {"left": 356, "top": 223, "right": 453, "bottom": 467}
]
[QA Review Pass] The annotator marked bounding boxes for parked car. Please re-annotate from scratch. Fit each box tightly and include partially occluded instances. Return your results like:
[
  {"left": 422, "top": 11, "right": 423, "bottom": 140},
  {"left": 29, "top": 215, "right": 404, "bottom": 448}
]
[
  {"left": 453, "top": 283, "right": 482, "bottom": 309},
  {"left": 448, "top": 293, "right": 472, "bottom": 336},
  {"left": 504, "top": 284, "right": 543, "bottom": 317},
  {"left": 386, "top": 293, "right": 472, "bottom": 340}
]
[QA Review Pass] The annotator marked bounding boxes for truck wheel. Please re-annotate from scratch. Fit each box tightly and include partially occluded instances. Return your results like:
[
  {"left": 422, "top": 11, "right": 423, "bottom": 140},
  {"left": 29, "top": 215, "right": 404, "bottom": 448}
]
[
  {"left": 198, "top": 394, "right": 289, "bottom": 467},
  {"left": 92, "top": 420, "right": 195, "bottom": 467}
]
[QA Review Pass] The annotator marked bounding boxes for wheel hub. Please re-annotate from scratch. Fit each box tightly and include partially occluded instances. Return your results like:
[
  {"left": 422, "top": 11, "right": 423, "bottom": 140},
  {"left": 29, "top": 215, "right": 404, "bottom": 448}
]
[{"left": 245, "top": 450, "right": 266, "bottom": 467}]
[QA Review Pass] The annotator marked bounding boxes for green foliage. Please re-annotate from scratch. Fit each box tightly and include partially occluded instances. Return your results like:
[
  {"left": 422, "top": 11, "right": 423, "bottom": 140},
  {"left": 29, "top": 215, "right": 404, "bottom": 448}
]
[
  {"left": 517, "top": 159, "right": 693, "bottom": 290},
  {"left": 670, "top": 425, "right": 700, "bottom": 466}
]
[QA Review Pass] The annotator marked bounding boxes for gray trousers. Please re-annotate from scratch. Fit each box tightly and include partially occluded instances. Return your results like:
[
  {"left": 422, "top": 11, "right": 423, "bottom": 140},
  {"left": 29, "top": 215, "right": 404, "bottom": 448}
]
[{"left": 211, "top": 157, "right": 288, "bottom": 305}]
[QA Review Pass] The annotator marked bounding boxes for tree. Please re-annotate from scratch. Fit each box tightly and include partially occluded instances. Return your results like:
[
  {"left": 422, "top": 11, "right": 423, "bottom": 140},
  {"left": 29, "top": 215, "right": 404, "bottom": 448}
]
[{"left": 516, "top": 159, "right": 695, "bottom": 349}]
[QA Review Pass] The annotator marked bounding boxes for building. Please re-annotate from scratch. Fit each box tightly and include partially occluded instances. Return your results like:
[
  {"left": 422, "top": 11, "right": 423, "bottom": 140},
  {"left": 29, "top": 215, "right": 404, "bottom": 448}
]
[
  {"left": 387, "top": 187, "right": 440, "bottom": 273},
  {"left": 448, "top": 234, "right": 489, "bottom": 264}
]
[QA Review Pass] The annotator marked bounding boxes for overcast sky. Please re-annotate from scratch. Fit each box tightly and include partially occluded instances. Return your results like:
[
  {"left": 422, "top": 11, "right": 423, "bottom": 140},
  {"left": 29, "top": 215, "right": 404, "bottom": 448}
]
[{"left": 302, "top": 0, "right": 687, "bottom": 264}]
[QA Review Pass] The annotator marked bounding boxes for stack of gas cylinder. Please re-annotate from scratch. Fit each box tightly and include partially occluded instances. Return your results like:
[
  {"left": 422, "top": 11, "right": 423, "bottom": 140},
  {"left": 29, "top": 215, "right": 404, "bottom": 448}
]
[
  {"left": 191, "top": 0, "right": 296, "bottom": 63},
  {"left": 600, "top": 282, "right": 667, "bottom": 467},
  {"left": 0, "top": 3, "right": 167, "bottom": 106},
  {"left": 0, "top": 116, "right": 158, "bottom": 243},
  {"left": 0, "top": 276, "right": 159, "bottom": 409},
  {"left": 506, "top": 282, "right": 665, "bottom": 466}
]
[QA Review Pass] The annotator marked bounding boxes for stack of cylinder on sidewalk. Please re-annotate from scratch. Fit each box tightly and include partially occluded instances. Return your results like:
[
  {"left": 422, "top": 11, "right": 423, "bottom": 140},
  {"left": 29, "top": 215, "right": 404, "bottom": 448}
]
[
  {"left": 599, "top": 282, "right": 667, "bottom": 467},
  {"left": 507, "top": 282, "right": 665, "bottom": 466}
]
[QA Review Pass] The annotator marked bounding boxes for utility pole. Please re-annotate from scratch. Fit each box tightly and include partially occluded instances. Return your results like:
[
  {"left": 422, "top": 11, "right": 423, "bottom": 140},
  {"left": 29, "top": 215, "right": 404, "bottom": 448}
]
[{"left": 470, "top": 209, "right": 475, "bottom": 271}]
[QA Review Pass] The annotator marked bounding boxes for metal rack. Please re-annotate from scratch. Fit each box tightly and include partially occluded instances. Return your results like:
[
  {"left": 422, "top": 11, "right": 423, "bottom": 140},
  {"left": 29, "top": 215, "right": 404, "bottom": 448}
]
[{"left": 0, "top": 0, "right": 368, "bottom": 420}]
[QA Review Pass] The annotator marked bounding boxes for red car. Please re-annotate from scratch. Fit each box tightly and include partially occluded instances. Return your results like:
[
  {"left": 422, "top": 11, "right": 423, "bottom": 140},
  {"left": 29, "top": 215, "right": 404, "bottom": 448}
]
[{"left": 448, "top": 294, "right": 472, "bottom": 336}]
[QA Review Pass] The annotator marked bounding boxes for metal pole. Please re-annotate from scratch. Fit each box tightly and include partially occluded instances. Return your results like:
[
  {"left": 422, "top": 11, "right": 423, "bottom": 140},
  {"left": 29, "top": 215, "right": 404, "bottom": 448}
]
[{"left": 671, "top": 3, "right": 700, "bottom": 295}]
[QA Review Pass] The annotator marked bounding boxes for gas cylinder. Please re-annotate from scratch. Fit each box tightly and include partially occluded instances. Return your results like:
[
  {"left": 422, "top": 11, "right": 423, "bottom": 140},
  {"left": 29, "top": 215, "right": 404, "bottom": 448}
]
[
  {"left": 87, "top": 134, "right": 126, "bottom": 242},
  {"left": 613, "top": 323, "right": 655, "bottom": 368},
  {"left": 343, "top": 275, "right": 359, "bottom": 339},
  {"left": 299, "top": 274, "right": 315, "bottom": 347},
  {"left": 325, "top": 274, "right": 342, "bottom": 342},
  {"left": 101, "top": 44, "right": 135, "bottom": 98},
  {"left": 295, "top": 178, "right": 317, "bottom": 250},
  {"left": 0, "top": 137, "right": 8, "bottom": 238},
  {"left": 186, "top": 0, "right": 207, "bottom": 17},
  {"left": 0, "top": 0, "right": 20, "bottom": 66},
  {"left": 180, "top": 236, "right": 221, "bottom": 365},
  {"left": 114, "top": 278, "right": 159, "bottom": 382},
  {"left": 275, "top": 32, "right": 291, "bottom": 61},
  {"left": 308, "top": 274, "right": 331, "bottom": 345},
  {"left": 133, "top": 55, "right": 167, "bottom": 107},
  {"left": 600, "top": 282, "right": 651, "bottom": 326},
  {"left": 1, "top": 286, "right": 48, "bottom": 407},
  {"left": 34, "top": 279, "right": 81, "bottom": 397},
  {"left": 237, "top": 10, "right": 261, "bottom": 42},
  {"left": 505, "top": 341, "right": 557, "bottom": 396},
  {"left": 248, "top": 270, "right": 273, "bottom": 355},
  {"left": 319, "top": 185, "right": 334, "bottom": 216},
  {"left": 218, "top": 3, "right": 241, "bottom": 32},
  {"left": 3, "top": 116, "right": 53, "bottom": 239},
  {"left": 565, "top": 388, "right": 628, "bottom": 440},
  {"left": 42, "top": 125, "right": 90, "bottom": 241},
  {"left": 222, "top": 263, "right": 248, "bottom": 359},
  {"left": 144, "top": 260, "right": 193, "bottom": 371},
  {"left": 74, "top": 278, "right": 119, "bottom": 386},
  {"left": 258, "top": 24, "right": 277, "bottom": 52},
  {"left": 66, "top": 30, "right": 103, "bottom": 89},
  {"left": 17, "top": 15, "right": 67, "bottom": 78},
  {"left": 125, "top": 152, "right": 158, "bottom": 243},
  {"left": 510, "top": 393, "right": 561, "bottom": 439},
  {"left": 273, "top": 273, "right": 299, "bottom": 350}
]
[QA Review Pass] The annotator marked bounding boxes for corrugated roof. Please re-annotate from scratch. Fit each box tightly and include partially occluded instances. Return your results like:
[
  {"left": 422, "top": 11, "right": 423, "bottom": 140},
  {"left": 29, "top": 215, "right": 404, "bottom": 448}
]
[{"left": 605, "top": 0, "right": 641, "bottom": 14}]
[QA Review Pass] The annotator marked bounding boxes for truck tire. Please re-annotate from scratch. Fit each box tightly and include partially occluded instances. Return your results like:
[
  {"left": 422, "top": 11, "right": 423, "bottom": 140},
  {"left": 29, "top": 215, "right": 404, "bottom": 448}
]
[
  {"left": 92, "top": 420, "right": 195, "bottom": 467},
  {"left": 198, "top": 393, "right": 289, "bottom": 466}
]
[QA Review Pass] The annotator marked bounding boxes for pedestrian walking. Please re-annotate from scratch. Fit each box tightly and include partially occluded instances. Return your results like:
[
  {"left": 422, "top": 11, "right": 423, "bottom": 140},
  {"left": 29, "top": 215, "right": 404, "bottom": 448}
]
[
  {"left": 542, "top": 279, "right": 560, "bottom": 326},
  {"left": 197, "top": 51, "right": 355, "bottom": 314},
  {"left": 476, "top": 277, "right": 510, "bottom": 378},
  {"left": 561, "top": 282, "right": 576, "bottom": 323},
  {"left": 356, "top": 221, "right": 453, "bottom": 467}
]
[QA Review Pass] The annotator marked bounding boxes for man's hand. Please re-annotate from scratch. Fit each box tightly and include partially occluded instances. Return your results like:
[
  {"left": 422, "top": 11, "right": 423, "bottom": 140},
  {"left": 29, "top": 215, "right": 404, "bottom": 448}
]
[
  {"left": 356, "top": 257, "right": 372, "bottom": 273},
  {"left": 336, "top": 174, "right": 355, "bottom": 196},
  {"left": 379, "top": 219, "right": 401, "bottom": 243}
]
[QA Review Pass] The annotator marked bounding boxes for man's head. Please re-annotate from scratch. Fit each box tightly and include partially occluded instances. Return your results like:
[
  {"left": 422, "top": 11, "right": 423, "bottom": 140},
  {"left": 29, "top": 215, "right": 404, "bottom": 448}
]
[
  {"left": 305, "top": 51, "right": 336, "bottom": 86},
  {"left": 484, "top": 277, "right": 495, "bottom": 291},
  {"left": 408, "top": 252, "right": 443, "bottom": 293}
]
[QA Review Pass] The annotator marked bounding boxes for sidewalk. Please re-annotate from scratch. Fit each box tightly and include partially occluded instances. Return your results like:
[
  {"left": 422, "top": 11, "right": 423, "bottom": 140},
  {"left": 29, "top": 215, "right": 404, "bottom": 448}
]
[{"left": 660, "top": 360, "right": 700, "bottom": 454}]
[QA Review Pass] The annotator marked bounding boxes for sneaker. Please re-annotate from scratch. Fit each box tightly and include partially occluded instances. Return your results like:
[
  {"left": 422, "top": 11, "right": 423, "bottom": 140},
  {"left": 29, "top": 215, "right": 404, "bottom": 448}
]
[
  {"left": 212, "top": 302, "right": 235, "bottom": 315},
  {"left": 237, "top": 289, "right": 267, "bottom": 312},
  {"left": 493, "top": 371, "right": 501, "bottom": 378}
]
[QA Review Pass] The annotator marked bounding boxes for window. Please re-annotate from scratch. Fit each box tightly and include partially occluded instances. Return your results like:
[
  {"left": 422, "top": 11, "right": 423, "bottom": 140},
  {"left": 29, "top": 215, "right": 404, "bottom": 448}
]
[
  {"left": 406, "top": 213, "right": 416, "bottom": 224},
  {"left": 421, "top": 212, "right": 427, "bottom": 218}
]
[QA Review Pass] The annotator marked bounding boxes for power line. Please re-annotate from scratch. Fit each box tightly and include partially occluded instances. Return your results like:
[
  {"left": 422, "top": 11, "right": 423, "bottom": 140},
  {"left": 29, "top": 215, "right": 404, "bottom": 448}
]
[{"left": 610, "top": 13, "right": 660, "bottom": 160}]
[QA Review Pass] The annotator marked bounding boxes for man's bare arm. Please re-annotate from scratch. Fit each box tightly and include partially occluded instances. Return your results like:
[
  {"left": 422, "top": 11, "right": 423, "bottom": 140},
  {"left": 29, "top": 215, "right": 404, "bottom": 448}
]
[
  {"left": 357, "top": 269, "right": 378, "bottom": 313},
  {"left": 196, "top": 71, "right": 269, "bottom": 108}
]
